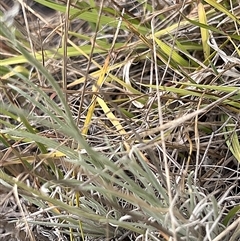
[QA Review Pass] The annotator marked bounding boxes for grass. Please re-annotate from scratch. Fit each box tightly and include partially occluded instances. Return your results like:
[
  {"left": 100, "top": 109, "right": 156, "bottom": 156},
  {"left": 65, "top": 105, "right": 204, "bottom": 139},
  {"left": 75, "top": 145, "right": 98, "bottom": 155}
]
[{"left": 0, "top": 0, "right": 240, "bottom": 240}]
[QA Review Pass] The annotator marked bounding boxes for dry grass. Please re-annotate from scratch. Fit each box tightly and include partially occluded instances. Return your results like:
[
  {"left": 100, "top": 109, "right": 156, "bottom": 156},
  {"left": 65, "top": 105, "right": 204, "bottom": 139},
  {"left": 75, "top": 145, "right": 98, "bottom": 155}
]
[{"left": 0, "top": 0, "right": 240, "bottom": 240}]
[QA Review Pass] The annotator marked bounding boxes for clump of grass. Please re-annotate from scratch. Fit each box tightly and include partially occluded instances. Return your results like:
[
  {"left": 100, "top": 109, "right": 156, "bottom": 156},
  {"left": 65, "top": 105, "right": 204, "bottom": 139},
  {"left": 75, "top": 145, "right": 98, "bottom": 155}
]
[{"left": 0, "top": 0, "right": 240, "bottom": 240}]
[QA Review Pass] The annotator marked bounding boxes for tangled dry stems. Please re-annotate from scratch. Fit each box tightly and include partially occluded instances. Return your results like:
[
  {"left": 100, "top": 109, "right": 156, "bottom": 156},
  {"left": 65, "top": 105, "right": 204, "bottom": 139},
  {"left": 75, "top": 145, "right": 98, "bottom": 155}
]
[{"left": 0, "top": 0, "right": 240, "bottom": 240}]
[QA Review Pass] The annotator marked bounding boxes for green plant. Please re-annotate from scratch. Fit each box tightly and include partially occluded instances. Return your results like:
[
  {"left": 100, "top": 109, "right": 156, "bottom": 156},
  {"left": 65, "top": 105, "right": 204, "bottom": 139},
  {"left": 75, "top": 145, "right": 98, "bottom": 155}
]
[{"left": 0, "top": 0, "right": 239, "bottom": 240}]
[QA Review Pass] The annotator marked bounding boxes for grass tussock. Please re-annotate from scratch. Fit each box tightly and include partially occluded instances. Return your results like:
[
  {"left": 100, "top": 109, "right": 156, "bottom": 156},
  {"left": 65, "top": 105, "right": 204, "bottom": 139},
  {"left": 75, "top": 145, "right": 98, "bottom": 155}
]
[{"left": 0, "top": 0, "right": 240, "bottom": 240}]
